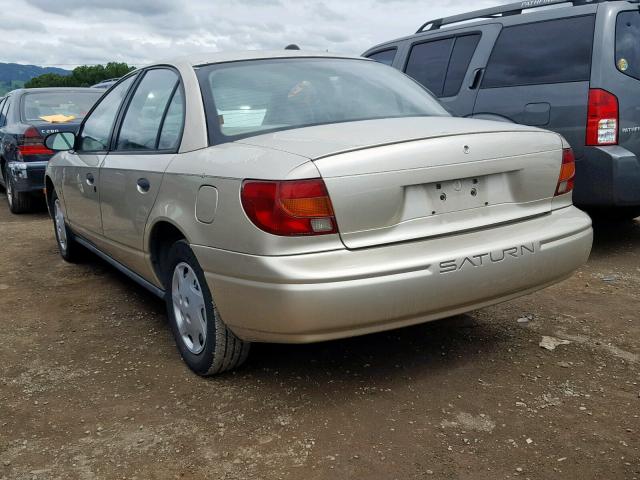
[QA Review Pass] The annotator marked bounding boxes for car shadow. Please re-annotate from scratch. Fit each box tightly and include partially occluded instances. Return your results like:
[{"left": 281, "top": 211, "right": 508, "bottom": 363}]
[
  {"left": 590, "top": 217, "right": 640, "bottom": 257},
  {"left": 237, "top": 313, "right": 510, "bottom": 392}
]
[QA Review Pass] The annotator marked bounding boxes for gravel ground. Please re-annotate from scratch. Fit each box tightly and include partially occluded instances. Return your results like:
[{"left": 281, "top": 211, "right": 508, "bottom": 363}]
[{"left": 0, "top": 192, "right": 638, "bottom": 480}]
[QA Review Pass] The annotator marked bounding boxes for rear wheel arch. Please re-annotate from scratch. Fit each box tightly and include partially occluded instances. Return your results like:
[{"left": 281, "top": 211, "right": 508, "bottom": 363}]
[{"left": 148, "top": 220, "right": 189, "bottom": 287}]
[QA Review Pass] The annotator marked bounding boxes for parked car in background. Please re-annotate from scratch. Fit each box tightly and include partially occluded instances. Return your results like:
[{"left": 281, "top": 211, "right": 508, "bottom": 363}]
[
  {"left": 91, "top": 78, "right": 120, "bottom": 89},
  {"left": 0, "top": 87, "right": 103, "bottom": 213},
  {"left": 364, "top": 0, "right": 640, "bottom": 219},
  {"left": 44, "top": 51, "right": 592, "bottom": 376}
]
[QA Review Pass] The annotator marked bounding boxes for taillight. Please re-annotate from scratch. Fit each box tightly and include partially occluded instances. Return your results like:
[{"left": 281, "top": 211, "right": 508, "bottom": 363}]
[
  {"left": 241, "top": 178, "right": 338, "bottom": 236},
  {"left": 586, "top": 89, "right": 618, "bottom": 146},
  {"left": 18, "top": 127, "right": 53, "bottom": 157},
  {"left": 555, "top": 148, "right": 576, "bottom": 196}
]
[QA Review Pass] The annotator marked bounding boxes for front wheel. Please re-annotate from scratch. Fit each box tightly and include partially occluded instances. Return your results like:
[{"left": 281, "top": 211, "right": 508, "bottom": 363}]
[{"left": 164, "top": 240, "right": 250, "bottom": 376}]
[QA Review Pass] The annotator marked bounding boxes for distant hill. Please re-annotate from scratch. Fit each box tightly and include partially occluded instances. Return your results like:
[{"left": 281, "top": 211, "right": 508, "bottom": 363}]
[{"left": 0, "top": 63, "right": 71, "bottom": 96}]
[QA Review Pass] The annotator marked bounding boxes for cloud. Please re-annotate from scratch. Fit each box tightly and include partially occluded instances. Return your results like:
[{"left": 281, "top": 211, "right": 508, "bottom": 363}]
[
  {"left": 0, "top": 0, "right": 503, "bottom": 67},
  {"left": 25, "top": 0, "right": 176, "bottom": 16}
]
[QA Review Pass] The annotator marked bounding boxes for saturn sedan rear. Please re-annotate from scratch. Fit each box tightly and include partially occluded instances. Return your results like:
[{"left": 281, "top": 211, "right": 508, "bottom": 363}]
[{"left": 44, "top": 51, "right": 593, "bottom": 376}]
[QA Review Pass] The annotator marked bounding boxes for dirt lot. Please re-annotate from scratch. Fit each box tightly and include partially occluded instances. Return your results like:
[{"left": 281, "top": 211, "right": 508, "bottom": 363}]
[{"left": 0, "top": 192, "right": 638, "bottom": 480}]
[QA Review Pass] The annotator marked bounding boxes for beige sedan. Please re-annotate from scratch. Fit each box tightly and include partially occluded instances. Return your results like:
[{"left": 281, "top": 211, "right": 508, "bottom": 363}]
[{"left": 44, "top": 51, "right": 593, "bottom": 376}]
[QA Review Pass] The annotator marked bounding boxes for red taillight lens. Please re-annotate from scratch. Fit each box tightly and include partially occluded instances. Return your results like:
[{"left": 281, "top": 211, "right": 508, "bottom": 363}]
[
  {"left": 586, "top": 89, "right": 618, "bottom": 146},
  {"left": 555, "top": 148, "right": 576, "bottom": 196},
  {"left": 241, "top": 178, "right": 338, "bottom": 236},
  {"left": 18, "top": 127, "right": 53, "bottom": 156}
]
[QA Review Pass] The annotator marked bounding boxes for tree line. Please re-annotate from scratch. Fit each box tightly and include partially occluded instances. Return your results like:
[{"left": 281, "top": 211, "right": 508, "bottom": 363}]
[{"left": 25, "top": 62, "right": 136, "bottom": 88}]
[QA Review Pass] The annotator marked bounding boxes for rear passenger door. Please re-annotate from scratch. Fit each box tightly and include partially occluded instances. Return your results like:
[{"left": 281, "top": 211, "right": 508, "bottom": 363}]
[
  {"left": 402, "top": 25, "right": 501, "bottom": 116},
  {"left": 473, "top": 14, "right": 596, "bottom": 159},
  {"left": 98, "top": 67, "right": 184, "bottom": 274}
]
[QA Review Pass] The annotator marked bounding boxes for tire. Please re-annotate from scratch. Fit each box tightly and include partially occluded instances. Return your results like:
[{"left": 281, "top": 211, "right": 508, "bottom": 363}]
[
  {"left": 164, "top": 240, "right": 250, "bottom": 376},
  {"left": 6, "top": 173, "right": 36, "bottom": 214},
  {"left": 51, "top": 190, "right": 82, "bottom": 262}
]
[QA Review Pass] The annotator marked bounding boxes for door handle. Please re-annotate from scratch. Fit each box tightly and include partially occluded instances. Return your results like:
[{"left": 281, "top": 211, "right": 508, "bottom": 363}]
[
  {"left": 136, "top": 178, "right": 151, "bottom": 194},
  {"left": 85, "top": 172, "right": 95, "bottom": 186},
  {"left": 469, "top": 68, "right": 484, "bottom": 90}
]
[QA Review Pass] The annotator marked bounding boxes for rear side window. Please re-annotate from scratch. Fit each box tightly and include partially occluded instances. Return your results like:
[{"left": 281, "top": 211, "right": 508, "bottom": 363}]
[
  {"left": 158, "top": 87, "right": 185, "bottom": 150},
  {"left": 443, "top": 34, "right": 481, "bottom": 97},
  {"left": 616, "top": 11, "right": 640, "bottom": 81},
  {"left": 116, "top": 68, "right": 181, "bottom": 151},
  {"left": 367, "top": 48, "right": 397, "bottom": 66},
  {"left": 405, "top": 34, "right": 480, "bottom": 97},
  {"left": 405, "top": 38, "right": 454, "bottom": 96},
  {"left": 482, "top": 16, "right": 595, "bottom": 88}
]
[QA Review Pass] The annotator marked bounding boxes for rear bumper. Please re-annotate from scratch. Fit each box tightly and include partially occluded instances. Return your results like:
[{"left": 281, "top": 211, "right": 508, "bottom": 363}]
[
  {"left": 7, "top": 161, "right": 48, "bottom": 193},
  {"left": 573, "top": 146, "right": 640, "bottom": 207},
  {"left": 193, "top": 206, "right": 593, "bottom": 343}
]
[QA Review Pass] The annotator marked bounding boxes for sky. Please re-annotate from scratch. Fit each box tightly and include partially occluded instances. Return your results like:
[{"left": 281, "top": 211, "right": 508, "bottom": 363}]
[{"left": 0, "top": 0, "right": 503, "bottom": 69}]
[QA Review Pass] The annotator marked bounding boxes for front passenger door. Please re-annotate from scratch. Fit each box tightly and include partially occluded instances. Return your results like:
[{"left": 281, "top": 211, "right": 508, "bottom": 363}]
[
  {"left": 63, "top": 75, "right": 137, "bottom": 241},
  {"left": 98, "top": 68, "right": 184, "bottom": 274}
]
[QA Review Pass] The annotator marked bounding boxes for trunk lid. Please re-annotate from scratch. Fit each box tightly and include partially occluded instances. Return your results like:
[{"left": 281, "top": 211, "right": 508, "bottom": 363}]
[
  {"left": 243, "top": 117, "right": 564, "bottom": 249},
  {"left": 30, "top": 120, "right": 83, "bottom": 138}
]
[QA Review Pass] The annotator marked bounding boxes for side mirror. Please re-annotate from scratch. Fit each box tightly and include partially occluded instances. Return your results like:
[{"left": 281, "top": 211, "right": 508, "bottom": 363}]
[{"left": 44, "top": 131, "right": 76, "bottom": 151}]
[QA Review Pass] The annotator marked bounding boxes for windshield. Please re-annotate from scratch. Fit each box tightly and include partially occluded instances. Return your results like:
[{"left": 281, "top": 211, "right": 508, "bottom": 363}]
[
  {"left": 616, "top": 11, "right": 640, "bottom": 81},
  {"left": 197, "top": 58, "right": 448, "bottom": 142},
  {"left": 22, "top": 91, "right": 102, "bottom": 122}
]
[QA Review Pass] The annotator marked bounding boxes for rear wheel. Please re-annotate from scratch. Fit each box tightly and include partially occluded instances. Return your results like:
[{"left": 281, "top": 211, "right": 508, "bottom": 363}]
[
  {"left": 51, "top": 190, "right": 82, "bottom": 262},
  {"left": 6, "top": 174, "right": 36, "bottom": 214},
  {"left": 164, "top": 240, "right": 250, "bottom": 376}
]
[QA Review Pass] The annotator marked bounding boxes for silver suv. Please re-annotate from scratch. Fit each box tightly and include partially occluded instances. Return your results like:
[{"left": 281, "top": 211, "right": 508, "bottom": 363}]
[
  {"left": 364, "top": 0, "right": 640, "bottom": 219},
  {"left": 44, "top": 51, "right": 593, "bottom": 376}
]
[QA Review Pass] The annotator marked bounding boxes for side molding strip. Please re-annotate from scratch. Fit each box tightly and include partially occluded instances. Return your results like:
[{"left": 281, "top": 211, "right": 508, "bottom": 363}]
[{"left": 74, "top": 237, "right": 166, "bottom": 299}]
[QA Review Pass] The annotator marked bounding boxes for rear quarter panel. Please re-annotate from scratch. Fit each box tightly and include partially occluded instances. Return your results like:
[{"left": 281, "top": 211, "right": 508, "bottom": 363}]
[{"left": 145, "top": 142, "right": 345, "bottom": 283}]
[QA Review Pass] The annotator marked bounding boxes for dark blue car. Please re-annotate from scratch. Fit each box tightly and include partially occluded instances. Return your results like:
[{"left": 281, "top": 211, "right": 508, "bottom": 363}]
[{"left": 0, "top": 87, "right": 102, "bottom": 213}]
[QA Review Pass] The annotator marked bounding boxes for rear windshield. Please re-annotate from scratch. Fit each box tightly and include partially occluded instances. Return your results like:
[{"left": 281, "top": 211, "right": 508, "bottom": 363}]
[
  {"left": 616, "top": 11, "right": 640, "bottom": 81},
  {"left": 21, "top": 91, "right": 102, "bottom": 123},
  {"left": 197, "top": 58, "right": 448, "bottom": 142}
]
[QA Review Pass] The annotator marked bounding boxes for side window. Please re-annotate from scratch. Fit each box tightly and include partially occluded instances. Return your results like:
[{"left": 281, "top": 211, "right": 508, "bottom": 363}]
[
  {"left": 79, "top": 75, "right": 137, "bottom": 151},
  {"left": 443, "top": 34, "right": 481, "bottom": 97},
  {"left": 116, "top": 69, "right": 180, "bottom": 151},
  {"left": 616, "top": 11, "right": 640, "bottom": 81},
  {"left": 157, "top": 87, "right": 184, "bottom": 150},
  {"left": 482, "top": 15, "right": 595, "bottom": 89},
  {"left": 405, "top": 38, "right": 454, "bottom": 96},
  {"left": 367, "top": 48, "right": 397, "bottom": 66}
]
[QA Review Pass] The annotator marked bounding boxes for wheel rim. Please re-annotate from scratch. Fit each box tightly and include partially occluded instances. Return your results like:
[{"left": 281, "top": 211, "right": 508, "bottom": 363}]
[
  {"left": 172, "top": 262, "right": 207, "bottom": 355},
  {"left": 54, "top": 199, "right": 67, "bottom": 252}
]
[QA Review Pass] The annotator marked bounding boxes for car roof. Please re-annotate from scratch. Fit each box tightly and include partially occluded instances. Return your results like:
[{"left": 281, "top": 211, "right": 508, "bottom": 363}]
[
  {"left": 7, "top": 87, "right": 102, "bottom": 96},
  {"left": 365, "top": 0, "right": 625, "bottom": 52},
  {"left": 153, "top": 49, "right": 366, "bottom": 68}
]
